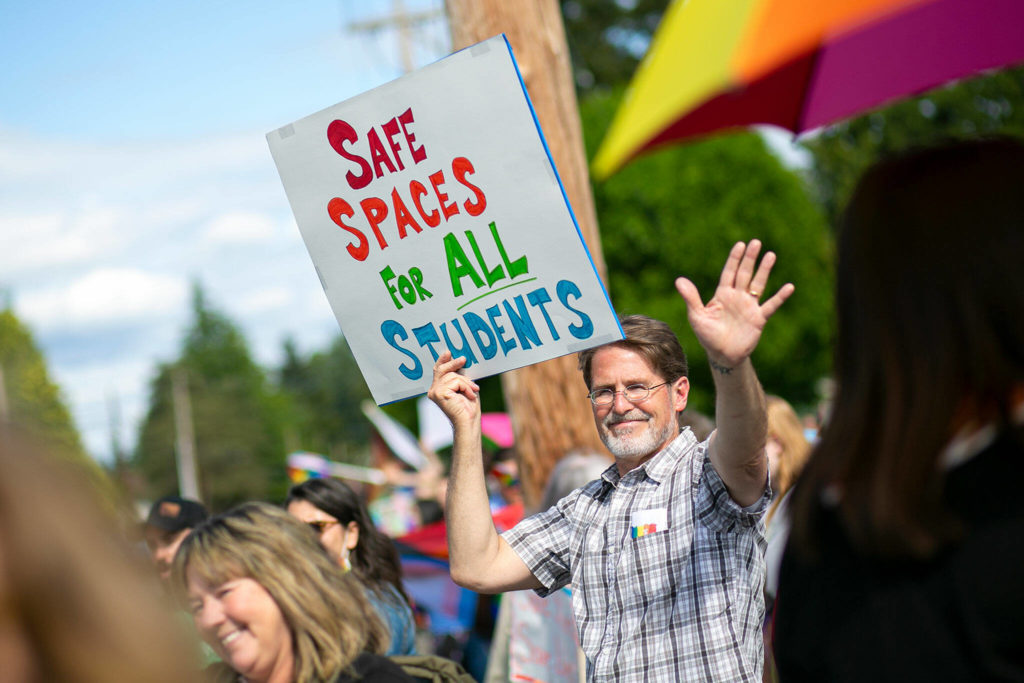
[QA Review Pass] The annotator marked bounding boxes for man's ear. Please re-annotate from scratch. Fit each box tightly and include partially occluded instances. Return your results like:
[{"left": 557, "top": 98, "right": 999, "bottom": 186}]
[{"left": 672, "top": 376, "right": 690, "bottom": 414}]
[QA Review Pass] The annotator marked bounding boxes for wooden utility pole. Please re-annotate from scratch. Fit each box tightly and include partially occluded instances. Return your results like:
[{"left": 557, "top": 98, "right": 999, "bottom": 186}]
[
  {"left": 446, "top": 0, "right": 610, "bottom": 507},
  {"left": 171, "top": 366, "right": 201, "bottom": 502}
]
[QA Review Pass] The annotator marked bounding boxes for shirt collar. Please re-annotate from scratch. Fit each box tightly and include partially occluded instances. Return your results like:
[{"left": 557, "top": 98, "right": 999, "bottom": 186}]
[
  {"left": 643, "top": 428, "right": 696, "bottom": 484},
  {"left": 599, "top": 428, "right": 696, "bottom": 487}
]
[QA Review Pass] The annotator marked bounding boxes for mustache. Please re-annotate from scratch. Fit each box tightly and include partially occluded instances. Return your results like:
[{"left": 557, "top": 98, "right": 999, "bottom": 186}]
[{"left": 604, "top": 409, "right": 651, "bottom": 426}]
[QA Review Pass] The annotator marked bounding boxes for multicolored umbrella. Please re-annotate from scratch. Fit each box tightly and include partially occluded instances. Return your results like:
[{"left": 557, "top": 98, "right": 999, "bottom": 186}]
[{"left": 592, "top": 0, "right": 1024, "bottom": 178}]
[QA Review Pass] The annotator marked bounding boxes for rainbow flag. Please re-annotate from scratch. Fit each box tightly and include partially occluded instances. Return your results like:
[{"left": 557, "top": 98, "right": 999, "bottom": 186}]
[{"left": 631, "top": 523, "right": 659, "bottom": 539}]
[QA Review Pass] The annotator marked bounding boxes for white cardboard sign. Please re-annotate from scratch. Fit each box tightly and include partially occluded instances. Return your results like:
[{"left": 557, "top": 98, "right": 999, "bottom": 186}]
[{"left": 267, "top": 35, "right": 622, "bottom": 404}]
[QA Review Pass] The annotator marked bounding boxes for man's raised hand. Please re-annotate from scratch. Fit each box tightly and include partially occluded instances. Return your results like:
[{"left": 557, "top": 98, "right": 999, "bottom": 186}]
[{"left": 674, "top": 240, "right": 794, "bottom": 370}]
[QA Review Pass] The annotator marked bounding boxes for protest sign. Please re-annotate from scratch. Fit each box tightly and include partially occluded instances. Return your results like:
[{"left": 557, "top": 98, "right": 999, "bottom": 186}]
[{"left": 267, "top": 35, "right": 621, "bottom": 404}]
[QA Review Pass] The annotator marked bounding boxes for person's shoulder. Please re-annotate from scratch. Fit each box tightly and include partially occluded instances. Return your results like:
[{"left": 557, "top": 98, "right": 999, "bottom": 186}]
[
  {"left": 389, "top": 654, "right": 476, "bottom": 682},
  {"left": 335, "top": 653, "right": 418, "bottom": 682}
]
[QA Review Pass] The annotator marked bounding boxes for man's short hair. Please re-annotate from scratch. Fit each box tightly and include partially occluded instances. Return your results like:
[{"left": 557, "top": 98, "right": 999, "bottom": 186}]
[
  {"left": 578, "top": 314, "right": 689, "bottom": 389},
  {"left": 145, "top": 495, "right": 208, "bottom": 533}
]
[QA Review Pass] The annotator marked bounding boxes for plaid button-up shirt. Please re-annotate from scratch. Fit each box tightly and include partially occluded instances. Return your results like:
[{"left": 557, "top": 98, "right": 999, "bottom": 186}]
[{"left": 502, "top": 429, "right": 769, "bottom": 682}]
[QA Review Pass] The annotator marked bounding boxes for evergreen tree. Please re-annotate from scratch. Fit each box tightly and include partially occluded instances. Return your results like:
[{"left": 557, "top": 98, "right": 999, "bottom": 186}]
[
  {"left": 0, "top": 308, "right": 87, "bottom": 459},
  {"left": 0, "top": 307, "right": 124, "bottom": 505},
  {"left": 134, "top": 286, "right": 289, "bottom": 511},
  {"left": 277, "top": 335, "right": 373, "bottom": 463}
]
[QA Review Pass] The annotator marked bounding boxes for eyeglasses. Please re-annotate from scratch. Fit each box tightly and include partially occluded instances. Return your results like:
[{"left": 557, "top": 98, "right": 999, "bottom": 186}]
[
  {"left": 588, "top": 382, "right": 669, "bottom": 406},
  {"left": 307, "top": 520, "right": 340, "bottom": 534}
]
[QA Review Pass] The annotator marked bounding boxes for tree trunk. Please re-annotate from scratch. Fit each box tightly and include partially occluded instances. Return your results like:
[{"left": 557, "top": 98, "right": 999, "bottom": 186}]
[{"left": 446, "top": 0, "right": 611, "bottom": 508}]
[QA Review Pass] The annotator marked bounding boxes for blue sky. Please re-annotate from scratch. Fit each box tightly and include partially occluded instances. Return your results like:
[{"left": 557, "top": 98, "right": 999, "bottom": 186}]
[
  {"left": 2, "top": 1, "right": 448, "bottom": 142},
  {"left": 1, "top": 0, "right": 450, "bottom": 463}
]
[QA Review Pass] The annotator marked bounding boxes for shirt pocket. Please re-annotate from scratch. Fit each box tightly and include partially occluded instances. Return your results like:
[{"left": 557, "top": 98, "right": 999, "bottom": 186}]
[{"left": 629, "top": 522, "right": 693, "bottom": 606}]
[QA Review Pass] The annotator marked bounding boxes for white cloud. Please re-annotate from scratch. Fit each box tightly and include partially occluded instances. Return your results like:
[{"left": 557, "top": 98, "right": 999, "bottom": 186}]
[
  {"left": 0, "top": 126, "right": 270, "bottom": 188},
  {"left": 17, "top": 268, "right": 188, "bottom": 330},
  {"left": 201, "top": 211, "right": 278, "bottom": 246},
  {"left": 0, "top": 206, "right": 126, "bottom": 277},
  {"left": 235, "top": 285, "right": 293, "bottom": 315}
]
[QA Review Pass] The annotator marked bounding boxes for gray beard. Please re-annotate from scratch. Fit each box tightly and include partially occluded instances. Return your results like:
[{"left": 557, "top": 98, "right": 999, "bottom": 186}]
[{"left": 599, "top": 410, "right": 676, "bottom": 460}]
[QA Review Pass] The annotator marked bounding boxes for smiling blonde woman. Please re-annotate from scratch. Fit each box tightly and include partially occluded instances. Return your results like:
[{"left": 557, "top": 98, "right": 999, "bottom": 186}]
[{"left": 173, "top": 503, "right": 415, "bottom": 683}]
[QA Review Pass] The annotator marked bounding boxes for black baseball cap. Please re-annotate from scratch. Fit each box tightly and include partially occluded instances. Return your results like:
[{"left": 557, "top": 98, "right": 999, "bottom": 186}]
[{"left": 145, "top": 495, "right": 208, "bottom": 533}]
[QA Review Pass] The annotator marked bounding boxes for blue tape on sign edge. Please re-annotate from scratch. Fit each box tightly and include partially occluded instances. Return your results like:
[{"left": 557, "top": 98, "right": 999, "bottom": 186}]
[{"left": 499, "top": 34, "right": 623, "bottom": 342}]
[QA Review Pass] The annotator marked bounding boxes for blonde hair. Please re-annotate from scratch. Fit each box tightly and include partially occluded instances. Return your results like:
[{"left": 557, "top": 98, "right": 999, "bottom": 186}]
[
  {"left": 173, "top": 503, "right": 387, "bottom": 683},
  {"left": 766, "top": 396, "right": 811, "bottom": 523},
  {"left": 0, "top": 423, "right": 199, "bottom": 682}
]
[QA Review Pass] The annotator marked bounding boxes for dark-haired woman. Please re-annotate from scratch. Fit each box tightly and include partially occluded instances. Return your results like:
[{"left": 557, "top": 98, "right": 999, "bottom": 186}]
[
  {"left": 773, "top": 138, "right": 1024, "bottom": 682},
  {"left": 287, "top": 478, "right": 416, "bottom": 656}
]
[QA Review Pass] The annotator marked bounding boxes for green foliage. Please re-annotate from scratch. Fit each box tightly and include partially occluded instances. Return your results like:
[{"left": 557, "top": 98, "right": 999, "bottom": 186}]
[
  {"left": 277, "top": 335, "right": 373, "bottom": 463},
  {"left": 134, "top": 285, "right": 290, "bottom": 511},
  {"left": 561, "top": 0, "right": 669, "bottom": 92},
  {"left": 0, "top": 309, "right": 121, "bottom": 504},
  {"left": 581, "top": 89, "right": 835, "bottom": 411},
  {"left": 275, "top": 332, "right": 503, "bottom": 468},
  {"left": 803, "top": 65, "right": 1024, "bottom": 225},
  {"left": 0, "top": 309, "right": 87, "bottom": 459}
]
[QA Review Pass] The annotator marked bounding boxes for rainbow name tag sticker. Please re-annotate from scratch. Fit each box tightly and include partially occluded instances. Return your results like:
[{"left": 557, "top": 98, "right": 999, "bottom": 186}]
[{"left": 630, "top": 508, "right": 668, "bottom": 539}]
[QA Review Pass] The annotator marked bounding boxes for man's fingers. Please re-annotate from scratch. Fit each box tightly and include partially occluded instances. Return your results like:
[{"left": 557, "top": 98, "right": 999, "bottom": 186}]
[
  {"left": 429, "top": 375, "right": 479, "bottom": 405},
  {"left": 675, "top": 276, "right": 704, "bottom": 312},
  {"left": 760, "top": 283, "right": 795, "bottom": 318},
  {"left": 429, "top": 351, "right": 479, "bottom": 410},
  {"left": 432, "top": 350, "right": 466, "bottom": 380},
  {"left": 718, "top": 241, "right": 747, "bottom": 289},
  {"left": 734, "top": 239, "right": 762, "bottom": 291},
  {"left": 432, "top": 349, "right": 453, "bottom": 378},
  {"left": 747, "top": 250, "right": 776, "bottom": 297}
]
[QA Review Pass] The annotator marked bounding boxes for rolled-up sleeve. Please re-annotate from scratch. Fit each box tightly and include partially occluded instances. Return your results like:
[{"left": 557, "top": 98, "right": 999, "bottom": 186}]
[
  {"left": 695, "top": 448, "right": 770, "bottom": 533},
  {"left": 501, "top": 490, "right": 580, "bottom": 597}
]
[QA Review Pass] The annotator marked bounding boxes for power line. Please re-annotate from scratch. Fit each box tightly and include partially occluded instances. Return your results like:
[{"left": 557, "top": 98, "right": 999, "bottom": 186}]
[{"left": 343, "top": 0, "right": 447, "bottom": 74}]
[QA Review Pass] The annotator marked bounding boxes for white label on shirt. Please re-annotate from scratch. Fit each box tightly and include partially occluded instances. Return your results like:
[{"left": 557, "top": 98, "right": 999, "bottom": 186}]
[{"left": 630, "top": 508, "right": 668, "bottom": 538}]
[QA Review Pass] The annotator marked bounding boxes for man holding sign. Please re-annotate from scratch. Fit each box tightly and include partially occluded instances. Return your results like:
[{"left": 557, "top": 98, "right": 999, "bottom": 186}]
[{"left": 429, "top": 239, "right": 792, "bottom": 681}]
